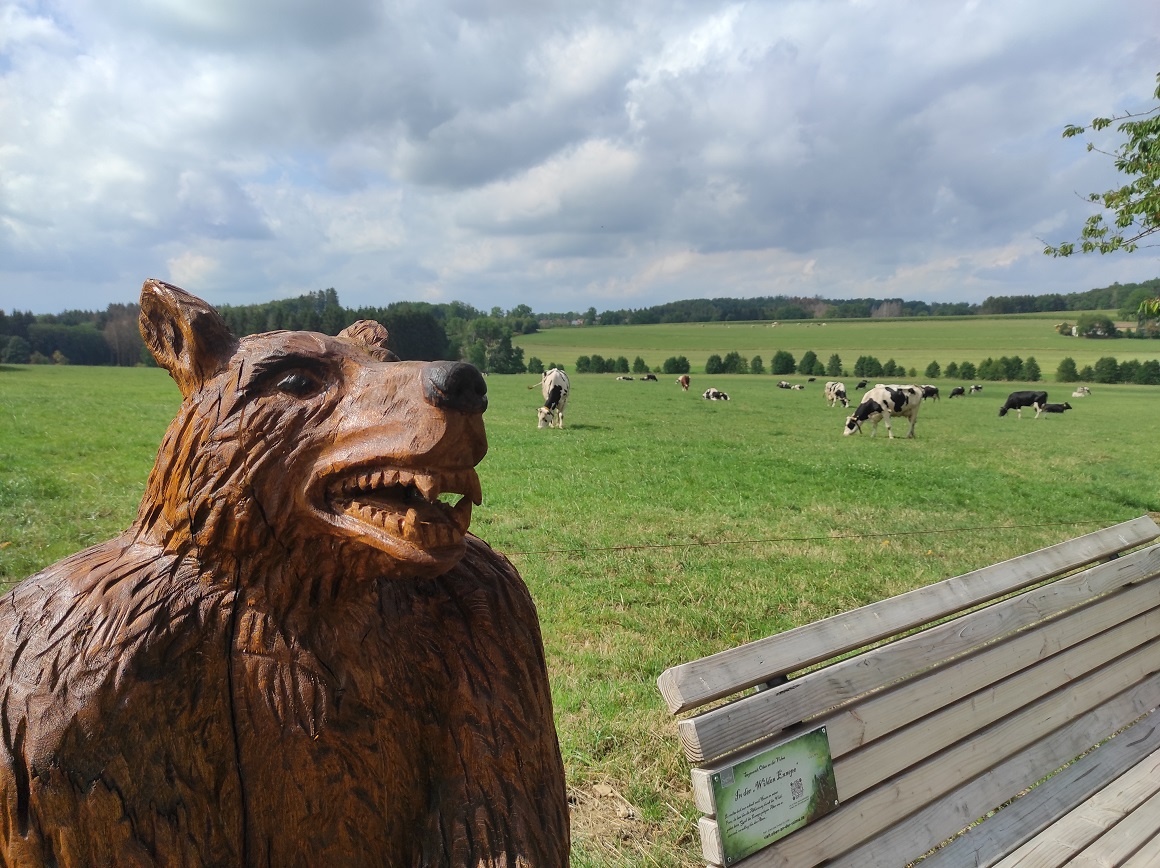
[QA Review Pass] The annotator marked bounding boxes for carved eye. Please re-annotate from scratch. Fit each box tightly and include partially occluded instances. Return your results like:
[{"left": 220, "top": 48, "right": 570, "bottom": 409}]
[{"left": 275, "top": 370, "right": 324, "bottom": 398}]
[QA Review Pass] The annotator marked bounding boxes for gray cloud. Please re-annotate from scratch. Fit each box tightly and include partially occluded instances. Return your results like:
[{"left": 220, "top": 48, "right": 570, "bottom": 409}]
[{"left": 1, "top": 0, "right": 1158, "bottom": 314}]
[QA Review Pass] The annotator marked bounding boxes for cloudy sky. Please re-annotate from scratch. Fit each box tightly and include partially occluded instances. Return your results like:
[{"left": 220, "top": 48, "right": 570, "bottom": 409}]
[{"left": 2, "top": 0, "right": 1158, "bottom": 315}]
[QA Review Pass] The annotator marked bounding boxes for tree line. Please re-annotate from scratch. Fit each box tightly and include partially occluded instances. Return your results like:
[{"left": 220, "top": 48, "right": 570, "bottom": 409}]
[
  {"left": 3, "top": 278, "right": 1159, "bottom": 368},
  {"left": 0, "top": 289, "right": 539, "bottom": 372},
  {"left": 578, "top": 278, "right": 1160, "bottom": 326},
  {"left": 571, "top": 349, "right": 1160, "bottom": 385}
]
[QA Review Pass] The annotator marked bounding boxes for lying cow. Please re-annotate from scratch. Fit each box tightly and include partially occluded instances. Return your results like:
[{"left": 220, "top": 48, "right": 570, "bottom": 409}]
[
  {"left": 949, "top": 386, "right": 965, "bottom": 398},
  {"left": 1072, "top": 386, "right": 1091, "bottom": 397},
  {"left": 998, "top": 390, "right": 1048, "bottom": 418},
  {"left": 1043, "top": 402, "right": 1072, "bottom": 413},
  {"left": 703, "top": 388, "right": 730, "bottom": 401},
  {"left": 616, "top": 375, "right": 633, "bottom": 381},
  {"left": 776, "top": 380, "right": 792, "bottom": 389},
  {"left": 921, "top": 384, "right": 939, "bottom": 401},
  {"left": 537, "top": 368, "right": 570, "bottom": 428},
  {"left": 790, "top": 384, "right": 804, "bottom": 391},
  {"left": 677, "top": 374, "right": 691, "bottom": 391},
  {"left": 969, "top": 384, "right": 983, "bottom": 394},
  {"left": 844, "top": 384, "right": 924, "bottom": 439},
  {"left": 824, "top": 381, "right": 849, "bottom": 408},
  {"left": 641, "top": 373, "right": 658, "bottom": 381}
]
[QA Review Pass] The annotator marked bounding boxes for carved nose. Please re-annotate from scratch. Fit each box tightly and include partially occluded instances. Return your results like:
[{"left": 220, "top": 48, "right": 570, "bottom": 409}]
[{"left": 422, "top": 361, "right": 488, "bottom": 414}]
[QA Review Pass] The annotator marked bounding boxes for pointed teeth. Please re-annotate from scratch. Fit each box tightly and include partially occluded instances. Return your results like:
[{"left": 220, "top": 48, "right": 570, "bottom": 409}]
[
  {"left": 332, "top": 467, "right": 482, "bottom": 507},
  {"left": 414, "top": 474, "right": 440, "bottom": 501},
  {"left": 449, "top": 497, "right": 473, "bottom": 533}
]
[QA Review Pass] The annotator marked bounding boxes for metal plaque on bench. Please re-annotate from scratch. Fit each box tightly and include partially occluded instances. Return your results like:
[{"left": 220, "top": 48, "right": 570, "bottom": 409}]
[{"left": 709, "top": 726, "right": 839, "bottom": 864}]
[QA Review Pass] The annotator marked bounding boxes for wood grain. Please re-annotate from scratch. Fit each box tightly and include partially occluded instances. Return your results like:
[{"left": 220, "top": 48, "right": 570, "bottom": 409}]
[{"left": 0, "top": 281, "right": 569, "bottom": 867}]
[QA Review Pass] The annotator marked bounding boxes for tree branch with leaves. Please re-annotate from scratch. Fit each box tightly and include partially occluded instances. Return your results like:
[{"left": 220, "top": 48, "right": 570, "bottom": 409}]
[{"left": 1045, "top": 73, "right": 1160, "bottom": 258}]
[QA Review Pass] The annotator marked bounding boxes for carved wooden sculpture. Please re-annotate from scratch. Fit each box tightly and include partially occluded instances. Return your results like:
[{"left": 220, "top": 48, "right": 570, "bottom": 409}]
[{"left": 0, "top": 280, "right": 569, "bottom": 866}]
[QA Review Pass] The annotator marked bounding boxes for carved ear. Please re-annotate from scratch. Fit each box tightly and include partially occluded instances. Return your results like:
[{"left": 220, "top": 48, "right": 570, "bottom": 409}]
[
  {"left": 337, "top": 319, "right": 400, "bottom": 362},
  {"left": 139, "top": 279, "right": 238, "bottom": 397}
]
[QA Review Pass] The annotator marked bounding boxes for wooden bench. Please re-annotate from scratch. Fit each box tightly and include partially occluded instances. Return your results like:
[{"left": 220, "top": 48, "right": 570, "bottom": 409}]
[{"left": 657, "top": 515, "right": 1160, "bottom": 867}]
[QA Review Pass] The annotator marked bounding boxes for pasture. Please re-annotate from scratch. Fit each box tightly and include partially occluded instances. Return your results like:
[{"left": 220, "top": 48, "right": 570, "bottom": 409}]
[
  {"left": 515, "top": 312, "right": 1160, "bottom": 376},
  {"left": 2, "top": 362, "right": 1159, "bottom": 866}
]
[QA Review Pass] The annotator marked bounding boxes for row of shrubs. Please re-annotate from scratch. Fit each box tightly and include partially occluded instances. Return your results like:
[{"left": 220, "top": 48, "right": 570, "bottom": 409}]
[{"left": 545, "top": 351, "right": 1160, "bottom": 385}]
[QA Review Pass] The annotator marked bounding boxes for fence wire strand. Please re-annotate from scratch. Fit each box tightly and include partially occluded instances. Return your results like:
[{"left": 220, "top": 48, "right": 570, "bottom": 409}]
[{"left": 501, "top": 518, "right": 1122, "bottom": 557}]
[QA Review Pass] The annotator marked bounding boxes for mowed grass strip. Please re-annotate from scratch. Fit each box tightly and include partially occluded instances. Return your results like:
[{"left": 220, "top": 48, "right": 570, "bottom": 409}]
[
  {"left": 516, "top": 313, "right": 1160, "bottom": 375},
  {"left": 2, "top": 362, "right": 1158, "bottom": 867}
]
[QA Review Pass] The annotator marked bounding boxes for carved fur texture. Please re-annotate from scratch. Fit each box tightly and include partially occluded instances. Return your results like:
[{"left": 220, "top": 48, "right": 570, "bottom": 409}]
[{"left": 0, "top": 280, "right": 569, "bottom": 867}]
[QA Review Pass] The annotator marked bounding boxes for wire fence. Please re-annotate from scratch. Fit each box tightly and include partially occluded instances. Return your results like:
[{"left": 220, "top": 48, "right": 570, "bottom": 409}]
[{"left": 502, "top": 517, "right": 1128, "bottom": 556}]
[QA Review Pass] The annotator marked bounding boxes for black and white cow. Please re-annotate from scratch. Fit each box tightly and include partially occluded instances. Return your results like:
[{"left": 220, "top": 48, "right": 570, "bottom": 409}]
[
  {"left": 776, "top": 380, "right": 792, "bottom": 389},
  {"left": 616, "top": 375, "right": 633, "bottom": 381},
  {"left": 641, "top": 373, "right": 658, "bottom": 381},
  {"left": 843, "top": 384, "right": 924, "bottom": 439},
  {"left": 824, "top": 381, "right": 849, "bottom": 408},
  {"left": 998, "top": 390, "right": 1048, "bottom": 418},
  {"left": 921, "top": 384, "right": 939, "bottom": 401},
  {"left": 969, "top": 384, "right": 983, "bottom": 394},
  {"left": 1042, "top": 402, "right": 1072, "bottom": 413},
  {"left": 790, "top": 384, "right": 804, "bottom": 391},
  {"left": 703, "top": 388, "right": 730, "bottom": 401},
  {"left": 537, "top": 368, "right": 570, "bottom": 428},
  {"left": 1072, "top": 386, "right": 1091, "bottom": 397},
  {"left": 949, "top": 386, "right": 966, "bottom": 398}
]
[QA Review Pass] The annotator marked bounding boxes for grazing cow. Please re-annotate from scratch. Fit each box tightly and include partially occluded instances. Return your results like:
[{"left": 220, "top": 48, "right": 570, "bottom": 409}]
[
  {"left": 855, "top": 380, "right": 868, "bottom": 390},
  {"left": 807, "top": 377, "right": 817, "bottom": 382},
  {"left": 921, "top": 384, "right": 939, "bottom": 401},
  {"left": 824, "top": 381, "right": 849, "bottom": 408},
  {"left": 949, "top": 386, "right": 966, "bottom": 398},
  {"left": 777, "top": 380, "right": 792, "bottom": 389},
  {"left": 537, "top": 368, "right": 570, "bottom": 428},
  {"left": 844, "top": 384, "right": 924, "bottom": 439},
  {"left": 1043, "top": 402, "right": 1073, "bottom": 413},
  {"left": 702, "top": 388, "right": 730, "bottom": 401},
  {"left": 969, "top": 384, "right": 983, "bottom": 394},
  {"left": 999, "top": 390, "right": 1048, "bottom": 418},
  {"left": 790, "top": 384, "right": 805, "bottom": 391},
  {"left": 641, "top": 373, "right": 658, "bottom": 381},
  {"left": 677, "top": 374, "right": 691, "bottom": 391},
  {"left": 1072, "top": 386, "right": 1091, "bottom": 397}
]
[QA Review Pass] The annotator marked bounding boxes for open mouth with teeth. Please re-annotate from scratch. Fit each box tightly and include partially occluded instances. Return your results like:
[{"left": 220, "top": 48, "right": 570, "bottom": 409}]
[{"left": 320, "top": 466, "right": 483, "bottom": 560}]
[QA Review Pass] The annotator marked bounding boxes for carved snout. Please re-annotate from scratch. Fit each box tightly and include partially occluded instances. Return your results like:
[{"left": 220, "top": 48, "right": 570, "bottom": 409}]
[{"left": 422, "top": 362, "right": 488, "bottom": 414}]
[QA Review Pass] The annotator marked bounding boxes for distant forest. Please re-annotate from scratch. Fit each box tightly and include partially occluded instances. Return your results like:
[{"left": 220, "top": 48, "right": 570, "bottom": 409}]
[{"left": 2, "top": 278, "right": 1158, "bottom": 371}]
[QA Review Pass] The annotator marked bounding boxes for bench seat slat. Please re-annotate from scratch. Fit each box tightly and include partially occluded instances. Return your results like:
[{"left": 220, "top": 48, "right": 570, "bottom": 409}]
[
  {"left": 1066, "top": 790, "right": 1160, "bottom": 867},
  {"left": 829, "top": 698, "right": 1160, "bottom": 868},
  {"left": 1119, "top": 827, "right": 1160, "bottom": 868},
  {"left": 680, "top": 544, "right": 1160, "bottom": 764},
  {"left": 659, "top": 516, "right": 1160, "bottom": 714},
  {"left": 692, "top": 587, "right": 1160, "bottom": 813},
  {"left": 987, "top": 746, "right": 1160, "bottom": 868},
  {"left": 702, "top": 665, "right": 1160, "bottom": 866}
]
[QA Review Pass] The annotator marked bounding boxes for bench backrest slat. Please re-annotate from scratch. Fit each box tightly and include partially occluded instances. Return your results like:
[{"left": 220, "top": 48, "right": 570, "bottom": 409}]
[
  {"left": 701, "top": 668, "right": 1160, "bottom": 867},
  {"left": 658, "top": 517, "right": 1160, "bottom": 715},
  {"left": 824, "top": 677, "right": 1160, "bottom": 868},
  {"left": 679, "top": 542, "right": 1160, "bottom": 764},
  {"left": 689, "top": 577, "right": 1160, "bottom": 814}
]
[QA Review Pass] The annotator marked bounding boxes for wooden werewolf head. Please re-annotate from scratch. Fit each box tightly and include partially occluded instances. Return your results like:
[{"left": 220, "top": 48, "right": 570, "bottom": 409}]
[{"left": 0, "top": 280, "right": 569, "bottom": 867}]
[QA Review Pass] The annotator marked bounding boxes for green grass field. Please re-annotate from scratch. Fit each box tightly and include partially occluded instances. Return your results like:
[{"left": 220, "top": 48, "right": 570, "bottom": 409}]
[
  {"left": 2, "top": 343, "right": 1159, "bottom": 865},
  {"left": 515, "top": 313, "right": 1160, "bottom": 375}
]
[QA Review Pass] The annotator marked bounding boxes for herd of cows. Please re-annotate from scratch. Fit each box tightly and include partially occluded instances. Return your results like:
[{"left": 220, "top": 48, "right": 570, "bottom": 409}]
[{"left": 532, "top": 368, "right": 1087, "bottom": 437}]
